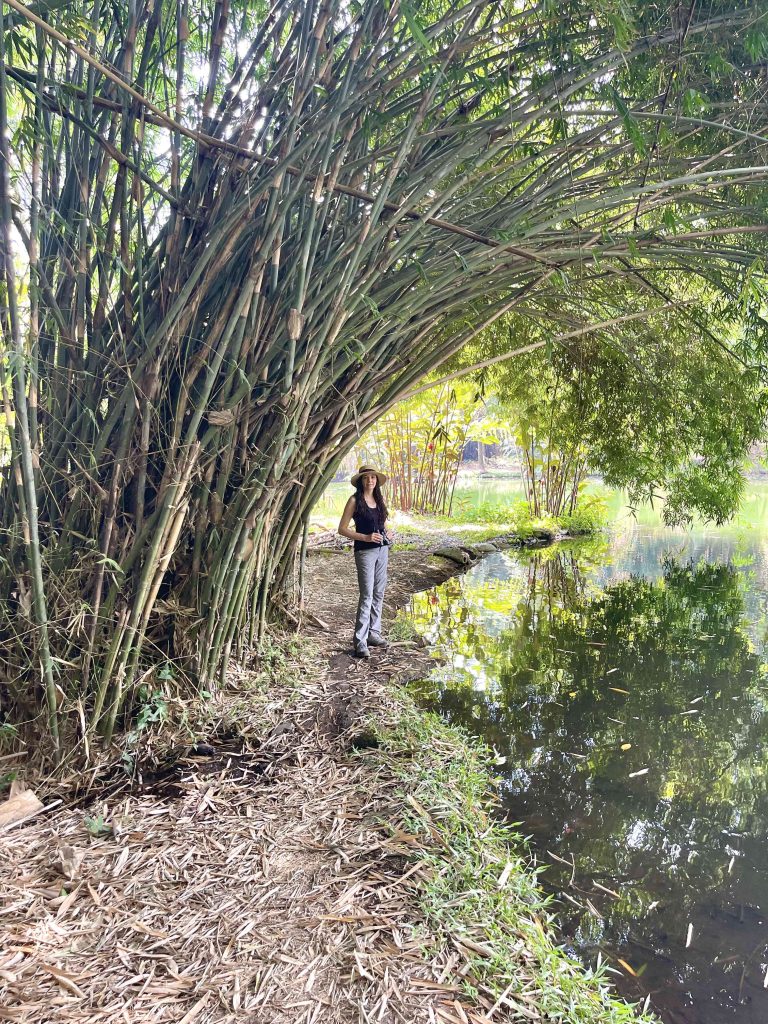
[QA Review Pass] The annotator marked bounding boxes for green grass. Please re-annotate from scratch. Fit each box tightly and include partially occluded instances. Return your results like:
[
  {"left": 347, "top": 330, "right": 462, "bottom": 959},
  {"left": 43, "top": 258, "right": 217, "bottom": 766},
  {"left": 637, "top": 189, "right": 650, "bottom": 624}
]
[
  {"left": 395, "top": 518, "right": 512, "bottom": 545},
  {"left": 311, "top": 477, "right": 609, "bottom": 539},
  {"left": 388, "top": 616, "right": 420, "bottom": 642},
  {"left": 314, "top": 476, "right": 768, "bottom": 536},
  {"left": 371, "top": 694, "right": 656, "bottom": 1024}
]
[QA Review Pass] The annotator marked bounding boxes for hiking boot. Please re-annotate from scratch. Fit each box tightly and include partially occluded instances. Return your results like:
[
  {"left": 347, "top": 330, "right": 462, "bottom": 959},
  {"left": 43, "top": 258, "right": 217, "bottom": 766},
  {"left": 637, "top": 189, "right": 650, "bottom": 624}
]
[
  {"left": 368, "top": 634, "right": 389, "bottom": 649},
  {"left": 353, "top": 645, "right": 371, "bottom": 659}
]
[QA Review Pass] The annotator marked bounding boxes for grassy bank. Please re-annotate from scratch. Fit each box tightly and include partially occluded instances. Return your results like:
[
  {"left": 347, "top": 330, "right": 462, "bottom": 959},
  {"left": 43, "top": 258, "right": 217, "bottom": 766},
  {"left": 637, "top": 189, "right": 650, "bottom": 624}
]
[
  {"left": 311, "top": 479, "right": 609, "bottom": 544},
  {"left": 369, "top": 688, "right": 654, "bottom": 1024},
  {"left": 315, "top": 475, "right": 768, "bottom": 537}
]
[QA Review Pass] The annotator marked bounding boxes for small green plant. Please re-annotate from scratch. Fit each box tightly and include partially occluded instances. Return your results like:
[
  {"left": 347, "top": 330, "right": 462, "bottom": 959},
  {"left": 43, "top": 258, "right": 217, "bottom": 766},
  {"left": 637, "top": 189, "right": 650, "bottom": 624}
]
[
  {"left": 504, "top": 499, "right": 557, "bottom": 537},
  {"left": 156, "top": 662, "right": 175, "bottom": 682},
  {"left": 0, "top": 720, "right": 18, "bottom": 741},
  {"left": 257, "top": 634, "right": 287, "bottom": 670},
  {"left": 84, "top": 813, "right": 113, "bottom": 837},
  {"left": 389, "top": 614, "right": 419, "bottom": 642},
  {"left": 134, "top": 689, "right": 169, "bottom": 731}
]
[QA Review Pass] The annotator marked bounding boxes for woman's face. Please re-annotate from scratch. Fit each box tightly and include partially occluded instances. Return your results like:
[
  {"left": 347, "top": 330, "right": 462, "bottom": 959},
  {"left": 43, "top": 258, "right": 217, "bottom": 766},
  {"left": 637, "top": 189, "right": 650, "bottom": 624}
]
[{"left": 361, "top": 472, "right": 378, "bottom": 492}]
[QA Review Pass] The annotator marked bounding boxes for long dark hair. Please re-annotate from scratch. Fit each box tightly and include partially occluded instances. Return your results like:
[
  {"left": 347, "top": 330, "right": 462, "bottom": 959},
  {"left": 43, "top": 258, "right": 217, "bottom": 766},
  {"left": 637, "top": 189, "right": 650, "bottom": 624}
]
[{"left": 354, "top": 477, "right": 388, "bottom": 522}]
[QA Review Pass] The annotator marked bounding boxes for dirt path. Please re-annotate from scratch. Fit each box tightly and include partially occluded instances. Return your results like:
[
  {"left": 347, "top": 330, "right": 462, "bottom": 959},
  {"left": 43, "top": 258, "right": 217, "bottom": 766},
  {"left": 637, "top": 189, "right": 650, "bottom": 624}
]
[
  {"left": 1, "top": 544, "right": 489, "bottom": 1024},
  {"left": 301, "top": 537, "right": 469, "bottom": 641}
]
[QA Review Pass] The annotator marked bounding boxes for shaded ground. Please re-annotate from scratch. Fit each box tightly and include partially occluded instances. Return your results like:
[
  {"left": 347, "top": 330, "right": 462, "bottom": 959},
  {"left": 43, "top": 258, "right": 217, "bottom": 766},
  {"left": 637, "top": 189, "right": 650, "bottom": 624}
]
[{"left": 1, "top": 538, "right": 515, "bottom": 1024}]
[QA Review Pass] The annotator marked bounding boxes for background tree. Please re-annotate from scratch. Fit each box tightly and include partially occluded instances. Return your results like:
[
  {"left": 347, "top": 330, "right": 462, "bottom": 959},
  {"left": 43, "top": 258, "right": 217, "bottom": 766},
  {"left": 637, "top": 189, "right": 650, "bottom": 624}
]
[
  {"left": 1, "top": 0, "right": 768, "bottom": 756},
  {"left": 354, "top": 380, "right": 500, "bottom": 515},
  {"left": 458, "top": 274, "right": 767, "bottom": 523}
]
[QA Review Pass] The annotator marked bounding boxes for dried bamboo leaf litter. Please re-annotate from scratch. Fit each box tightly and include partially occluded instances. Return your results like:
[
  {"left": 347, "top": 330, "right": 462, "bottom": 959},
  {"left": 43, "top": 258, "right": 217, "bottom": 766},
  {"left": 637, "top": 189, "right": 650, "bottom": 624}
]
[{"left": 0, "top": 648, "right": 479, "bottom": 1023}]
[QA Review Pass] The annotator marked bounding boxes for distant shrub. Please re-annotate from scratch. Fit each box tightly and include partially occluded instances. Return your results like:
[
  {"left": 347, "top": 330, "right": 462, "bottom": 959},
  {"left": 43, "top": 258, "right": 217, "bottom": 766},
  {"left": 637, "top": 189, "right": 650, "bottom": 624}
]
[{"left": 558, "top": 495, "right": 609, "bottom": 535}]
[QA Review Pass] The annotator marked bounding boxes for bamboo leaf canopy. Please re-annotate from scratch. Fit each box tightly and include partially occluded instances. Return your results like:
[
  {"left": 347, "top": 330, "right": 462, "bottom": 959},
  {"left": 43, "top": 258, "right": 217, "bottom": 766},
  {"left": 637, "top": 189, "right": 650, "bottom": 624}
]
[{"left": 1, "top": 0, "right": 767, "bottom": 756}]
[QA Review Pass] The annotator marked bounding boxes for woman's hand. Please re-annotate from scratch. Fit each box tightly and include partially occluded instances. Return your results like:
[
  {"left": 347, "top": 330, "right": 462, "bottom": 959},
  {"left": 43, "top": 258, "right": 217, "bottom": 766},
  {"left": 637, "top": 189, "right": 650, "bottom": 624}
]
[{"left": 368, "top": 531, "right": 383, "bottom": 543}]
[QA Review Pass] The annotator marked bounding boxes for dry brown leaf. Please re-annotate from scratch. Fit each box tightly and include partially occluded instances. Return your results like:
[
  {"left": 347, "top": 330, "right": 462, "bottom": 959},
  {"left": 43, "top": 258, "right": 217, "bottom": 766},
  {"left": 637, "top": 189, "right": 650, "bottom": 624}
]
[
  {"left": 0, "top": 789, "right": 43, "bottom": 829},
  {"left": 57, "top": 844, "right": 85, "bottom": 880}
]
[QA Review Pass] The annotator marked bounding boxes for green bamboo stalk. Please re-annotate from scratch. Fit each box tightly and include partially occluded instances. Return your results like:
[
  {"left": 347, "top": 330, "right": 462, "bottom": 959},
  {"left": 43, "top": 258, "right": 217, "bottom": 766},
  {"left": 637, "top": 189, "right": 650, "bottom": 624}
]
[{"left": 0, "top": 9, "right": 59, "bottom": 755}]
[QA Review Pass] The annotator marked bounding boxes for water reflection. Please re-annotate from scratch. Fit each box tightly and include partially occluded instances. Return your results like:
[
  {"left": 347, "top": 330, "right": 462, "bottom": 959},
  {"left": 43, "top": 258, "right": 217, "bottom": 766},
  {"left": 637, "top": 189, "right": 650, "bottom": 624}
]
[{"left": 408, "top": 533, "right": 768, "bottom": 1024}]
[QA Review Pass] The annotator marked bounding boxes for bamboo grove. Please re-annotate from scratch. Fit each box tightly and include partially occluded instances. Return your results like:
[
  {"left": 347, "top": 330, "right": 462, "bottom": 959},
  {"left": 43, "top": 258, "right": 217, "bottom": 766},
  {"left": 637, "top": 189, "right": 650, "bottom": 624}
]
[{"left": 1, "top": 0, "right": 767, "bottom": 757}]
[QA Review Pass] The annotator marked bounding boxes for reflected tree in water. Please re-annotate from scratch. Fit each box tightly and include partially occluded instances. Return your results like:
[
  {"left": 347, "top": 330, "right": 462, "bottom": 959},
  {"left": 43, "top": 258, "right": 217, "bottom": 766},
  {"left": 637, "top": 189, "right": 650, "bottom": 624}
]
[{"left": 409, "top": 554, "right": 768, "bottom": 1018}]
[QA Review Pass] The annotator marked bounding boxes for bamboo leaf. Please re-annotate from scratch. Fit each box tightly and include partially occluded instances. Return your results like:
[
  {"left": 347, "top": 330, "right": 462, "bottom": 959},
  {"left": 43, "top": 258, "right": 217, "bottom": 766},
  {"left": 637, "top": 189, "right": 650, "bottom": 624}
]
[
  {"left": 604, "top": 84, "right": 648, "bottom": 157},
  {"left": 401, "top": 1, "right": 429, "bottom": 50}
]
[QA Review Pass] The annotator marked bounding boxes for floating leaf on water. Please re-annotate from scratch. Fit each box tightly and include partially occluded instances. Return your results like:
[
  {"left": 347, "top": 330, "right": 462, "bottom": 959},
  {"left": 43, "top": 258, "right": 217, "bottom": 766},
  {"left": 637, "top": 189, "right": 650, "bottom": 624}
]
[
  {"left": 628, "top": 768, "right": 649, "bottom": 778},
  {"left": 647, "top": 900, "right": 659, "bottom": 912},
  {"left": 620, "top": 743, "right": 631, "bottom": 750},
  {"left": 609, "top": 687, "right": 630, "bottom": 695},
  {"left": 547, "top": 849, "right": 573, "bottom": 867},
  {"left": 568, "top": 691, "right": 577, "bottom": 698},
  {"left": 617, "top": 958, "right": 637, "bottom": 977}
]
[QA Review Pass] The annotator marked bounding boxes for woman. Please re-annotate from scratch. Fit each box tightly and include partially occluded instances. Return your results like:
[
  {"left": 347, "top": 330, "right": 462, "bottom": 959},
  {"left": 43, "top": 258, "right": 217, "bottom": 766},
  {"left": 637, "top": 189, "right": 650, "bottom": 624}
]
[{"left": 338, "top": 466, "right": 393, "bottom": 658}]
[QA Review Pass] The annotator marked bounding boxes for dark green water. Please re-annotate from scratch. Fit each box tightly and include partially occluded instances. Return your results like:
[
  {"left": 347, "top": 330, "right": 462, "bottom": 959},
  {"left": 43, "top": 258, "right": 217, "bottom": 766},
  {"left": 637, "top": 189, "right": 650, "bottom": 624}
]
[{"left": 407, "top": 527, "right": 768, "bottom": 1024}]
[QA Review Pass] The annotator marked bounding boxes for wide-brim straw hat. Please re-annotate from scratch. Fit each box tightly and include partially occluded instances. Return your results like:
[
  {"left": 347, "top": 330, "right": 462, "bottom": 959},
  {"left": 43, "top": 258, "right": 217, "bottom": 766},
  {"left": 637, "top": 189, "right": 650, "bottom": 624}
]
[{"left": 350, "top": 465, "right": 388, "bottom": 486}]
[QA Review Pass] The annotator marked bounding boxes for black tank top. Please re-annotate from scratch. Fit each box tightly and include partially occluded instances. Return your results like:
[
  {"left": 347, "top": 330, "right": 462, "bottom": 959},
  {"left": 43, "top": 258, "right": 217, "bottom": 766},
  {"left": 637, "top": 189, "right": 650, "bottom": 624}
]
[{"left": 352, "top": 500, "right": 384, "bottom": 552}]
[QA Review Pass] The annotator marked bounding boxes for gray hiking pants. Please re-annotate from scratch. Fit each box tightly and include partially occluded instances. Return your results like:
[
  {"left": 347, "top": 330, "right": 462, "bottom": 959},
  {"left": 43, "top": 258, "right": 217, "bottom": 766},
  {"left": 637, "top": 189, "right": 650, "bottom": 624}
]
[{"left": 354, "top": 545, "right": 389, "bottom": 649}]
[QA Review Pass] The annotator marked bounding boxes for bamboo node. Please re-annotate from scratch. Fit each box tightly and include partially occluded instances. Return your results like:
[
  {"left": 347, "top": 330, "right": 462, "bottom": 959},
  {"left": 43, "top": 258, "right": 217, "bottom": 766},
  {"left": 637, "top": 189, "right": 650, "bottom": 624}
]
[{"left": 208, "top": 409, "right": 236, "bottom": 427}]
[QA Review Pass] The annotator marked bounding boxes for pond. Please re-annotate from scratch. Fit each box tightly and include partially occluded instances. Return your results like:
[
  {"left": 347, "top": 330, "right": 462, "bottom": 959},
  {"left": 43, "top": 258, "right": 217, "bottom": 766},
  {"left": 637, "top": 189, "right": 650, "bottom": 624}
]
[{"left": 406, "top": 524, "right": 768, "bottom": 1024}]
